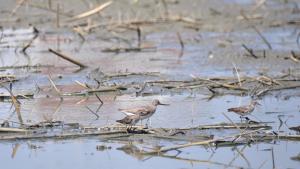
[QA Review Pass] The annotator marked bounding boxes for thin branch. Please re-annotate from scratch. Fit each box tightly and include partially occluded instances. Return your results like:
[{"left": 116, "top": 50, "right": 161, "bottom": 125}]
[
  {"left": 21, "top": 27, "right": 39, "bottom": 54},
  {"left": 252, "top": 26, "right": 272, "bottom": 50},
  {"left": 137, "top": 26, "right": 141, "bottom": 48},
  {"left": 48, "top": 48, "right": 87, "bottom": 68},
  {"left": 232, "top": 62, "right": 242, "bottom": 87},
  {"left": 11, "top": 0, "right": 27, "bottom": 15},
  {"left": 85, "top": 106, "right": 100, "bottom": 119},
  {"left": 242, "top": 44, "right": 258, "bottom": 58},
  {"left": 176, "top": 32, "right": 184, "bottom": 58},
  {"left": 47, "top": 74, "right": 62, "bottom": 96},
  {"left": 68, "top": 1, "right": 112, "bottom": 22},
  {"left": 95, "top": 94, "right": 103, "bottom": 113}
]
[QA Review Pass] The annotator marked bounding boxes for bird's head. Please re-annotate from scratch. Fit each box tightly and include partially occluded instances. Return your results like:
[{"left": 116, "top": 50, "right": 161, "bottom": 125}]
[
  {"left": 152, "top": 99, "right": 169, "bottom": 106},
  {"left": 251, "top": 100, "right": 261, "bottom": 106}
]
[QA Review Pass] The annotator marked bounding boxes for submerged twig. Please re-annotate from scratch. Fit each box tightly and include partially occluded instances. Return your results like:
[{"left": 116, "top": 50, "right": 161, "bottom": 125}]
[
  {"left": 176, "top": 32, "right": 184, "bottom": 58},
  {"left": 137, "top": 26, "right": 141, "bottom": 48},
  {"left": 102, "top": 46, "right": 156, "bottom": 53},
  {"left": 21, "top": 27, "right": 39, "bottom": 54},
  {"left": 252, "top": 26, "right": 272, "bottom": 50},
  {"left": 242, "top": 44, "right": 258, "bottom": 58},
  {"left": 271, "top": 148, "right": 276, "bottom": 169},
  {"left": 240, "top": 11, "right": 272, "bottom": 49},
  {"left": 95, "top": 94, "right": 103, "bottom": 113},
  {"left": 86, "top": 106, "right": 100, "bottom": 119},
  {"left": 48, "top": 48, "right": 87, "bottom": 68}
]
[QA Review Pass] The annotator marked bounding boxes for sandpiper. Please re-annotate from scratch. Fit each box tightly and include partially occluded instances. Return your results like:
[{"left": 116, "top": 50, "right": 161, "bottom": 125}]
[
  {"left": 117, "top": 99, "right": 168, "bottom": 126},
  {"left": 227, "top": 100, "right": 261, "bottom": 119}
]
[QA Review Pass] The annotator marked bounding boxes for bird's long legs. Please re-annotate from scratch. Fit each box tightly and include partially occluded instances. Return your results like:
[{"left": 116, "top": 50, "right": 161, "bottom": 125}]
[{"left": 144, "top": 118, "right": 152, "bottom": 128}]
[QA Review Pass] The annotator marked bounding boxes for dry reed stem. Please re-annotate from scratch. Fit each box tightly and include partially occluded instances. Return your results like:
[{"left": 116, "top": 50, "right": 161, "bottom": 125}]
[
  {"left": 0, "top": 127, "right": 28, "bottom": 132},
  {"left": 68, "top": 1, "right": 112, "bottom": 22},
  {"left": 75, "top": 80, "right": 89, "bottom": 89},
  {"left": 11, "top": 0, "right": 27, "bottom": 15},
  {"left": 47, "top": 74, "right": 61, "bottom": 96}
]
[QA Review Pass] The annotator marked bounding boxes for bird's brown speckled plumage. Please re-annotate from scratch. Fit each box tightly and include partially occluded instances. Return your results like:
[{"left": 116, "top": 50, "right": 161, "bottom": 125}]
[{"left": 228, "top": 100, "right": 260, "bottom": 116}]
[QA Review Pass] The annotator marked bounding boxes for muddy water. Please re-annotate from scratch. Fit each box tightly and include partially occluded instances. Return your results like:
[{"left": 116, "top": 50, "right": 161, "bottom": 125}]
[{"left": 1, "top": 0, "right": 300, "bottom": 168}]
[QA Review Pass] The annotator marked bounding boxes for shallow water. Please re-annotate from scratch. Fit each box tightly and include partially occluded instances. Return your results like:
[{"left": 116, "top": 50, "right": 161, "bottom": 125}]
[{"left": 0, "top": 138, "right": 299, "bottom": 169}]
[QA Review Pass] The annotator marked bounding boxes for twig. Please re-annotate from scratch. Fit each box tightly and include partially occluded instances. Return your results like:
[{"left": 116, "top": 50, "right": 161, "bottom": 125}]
[
  {"left": 235, "top": 146, "right": 251, "bottom": 167},
  {"left": 11, "top": 0, "right": 27, "bottom": 15},
  {"left": 86, "top": 106, "right": 100, "bottom": 119},
  {"left": 143, "top": 128, "right": 264, "bottom": 155},
  {"left": 0, "top": 84, "right": 23, "bottom": 126},
  {"left": 256, "top": 84, "right": 300, "bottom": 97},
  {"left": 252, "top": 26, "right": 272, "bottom": 50},
  {"left": 242, "top": 44, "right": 258, "bottom": 58},
  {"left": 48, "top": 48, "right": 87, "bottom": 68},
  {"left": 62, "top": 86, "right": 125, "bottom": 96},
  {"left": 271, "top": 147, "right": 275, "bottom": 169},
  {"left": 0, "top": 130, "right": 128, "bottom": 141},
  {"left": 232, "top": 62, "right": 242, "bottom": 87},
  {"left": 85, "top": 15, "right": 201, "bottom": 31},
  {"left": 101, "top": 46, "right": 156, "bottom": 53},
  {"left": 222, "top": 113, "right": 242, "bottom": 133},
  {"left": 176, "top": 32, "right": 184, "bottom": 58},
  {"left": 0, "top": 127, "right": 27, "bottom": 132},
  {"left": 11, "top": 144, "right": 20, "bottom": 158},
  {"left": 258, "top": 159, "right": 268, "bottom": 169},
  {"left": 95, "top": 94, "right": 103, "bottom": 113},
  {"left": 240, "top": 11, "right": 272, "bottom": 49},
  {"left": 75, "top": 80, "right": 89, "bottom": 89},
  {"left": 68, "top": 1, "right": 112, "bottom": 22},
  {"left": 137, "top": 26, "right": 141, "bottom": 48},
  {"left": 21, "top": 27, "right": 39, "bottom": 54},
  {"left": 158, "top": 153, "right": 247, "bottom": 169},
  {"left": 290, "top": 51, "right": 300, "bottom": 63},
  {"left": 47, "top": 74, "right": 62, "bottom": 96},
  {"left": 207, "top": 79, "right": 248, "bottom": 91},
  {"left": 56, "top": 3, "right": 60, "bottom": 28}
]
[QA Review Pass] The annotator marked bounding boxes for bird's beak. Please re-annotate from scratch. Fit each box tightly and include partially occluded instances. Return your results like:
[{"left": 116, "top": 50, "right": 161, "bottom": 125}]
[{"left": 159, "top": 103, "right": 169, "bottom": 106}]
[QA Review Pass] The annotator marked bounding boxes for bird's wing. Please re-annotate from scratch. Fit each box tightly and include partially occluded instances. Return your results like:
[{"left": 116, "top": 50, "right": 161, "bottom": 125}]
[
  {"left": 227, "top": 106, "right": 248, "bottom": 113},
  {"left": 118, "top": 106, "right": 149, "bottom": 116},
  {"left": 116, "top": 115, "right": 136, "bottom": 124}
]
